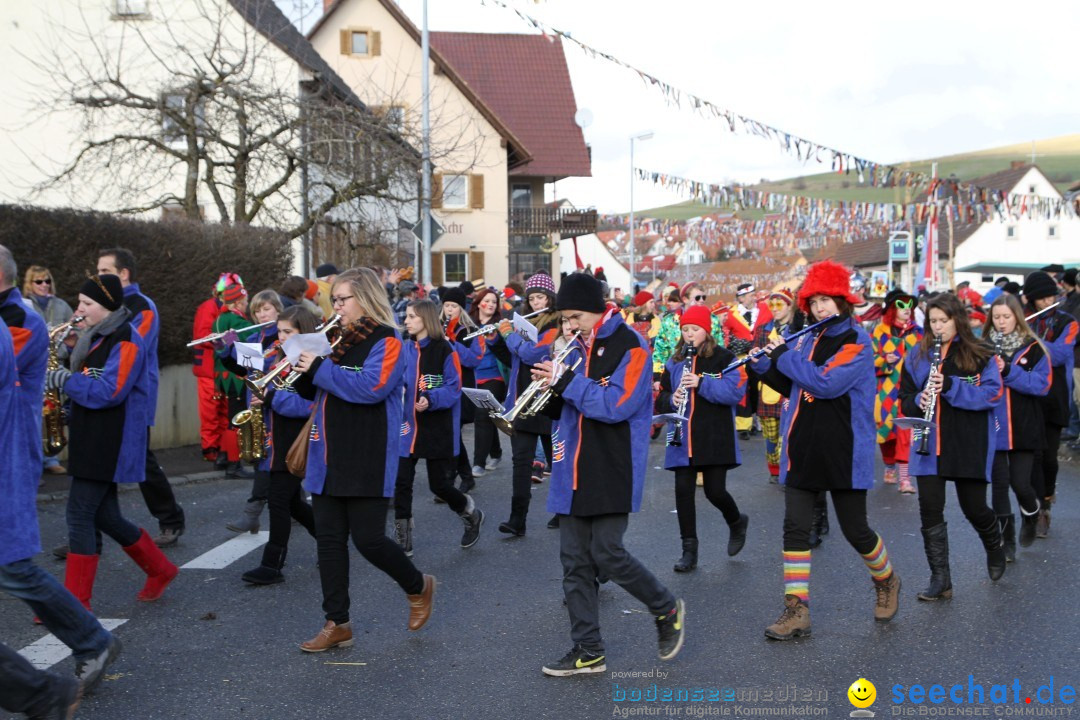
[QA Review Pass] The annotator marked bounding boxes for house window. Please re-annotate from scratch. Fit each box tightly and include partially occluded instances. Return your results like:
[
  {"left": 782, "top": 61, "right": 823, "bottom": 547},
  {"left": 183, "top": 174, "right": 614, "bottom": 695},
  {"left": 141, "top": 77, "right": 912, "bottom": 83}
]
[
  {"left": 1006, "top": 226, "right": 1016, "bottom": 239},
  {"left": 351, "top": 31, "right": 369, "bottom": 55},
  {"left": 377, "top": 106, "right": 405, "bottom": 132},
  {"left": 442, "top": 174, "right": 468, "bottom": 209},
  {"left": 1029, "top": 185, "right": 1037, "bottom": 194},
  {"left": 1048, "top": 225, "right": 1058, "bottom": 238},
  {"left": 161, "top": 92, "right": 206, "bottom": 143},
  {"left": 511, "top": 184, "right": 532, "bottom": 208},
  {"left": 340, "top": 29, "right": 381, "bottom": 57},
  {"left": 114, "top": 0, "right": 148, "bottom": 16},
  {"left": 444, "top": 252, "right": 467, "bottom": 283}
]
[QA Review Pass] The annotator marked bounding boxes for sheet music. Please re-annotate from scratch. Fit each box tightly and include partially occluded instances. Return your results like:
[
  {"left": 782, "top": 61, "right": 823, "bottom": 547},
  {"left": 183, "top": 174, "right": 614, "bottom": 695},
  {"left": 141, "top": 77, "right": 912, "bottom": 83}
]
[
  {"left": 235, "top": 342, "right": 265, "bottom": 371},
  {"left": 462, "top": 388, "right": 506, "bottom": 413},
  {"left": 282, "top": 332, "right": 333, "bottom": 365},
  {"left": 512, "top": 313, "right": 539, "bottom": 343}
]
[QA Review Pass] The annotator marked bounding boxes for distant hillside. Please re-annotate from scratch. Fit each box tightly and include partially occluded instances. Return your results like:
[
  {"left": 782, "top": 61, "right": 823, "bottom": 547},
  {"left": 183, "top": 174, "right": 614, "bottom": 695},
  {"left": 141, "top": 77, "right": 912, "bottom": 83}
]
[{"left": 631, "top": 134, "right": 1080, "bottom": 220}]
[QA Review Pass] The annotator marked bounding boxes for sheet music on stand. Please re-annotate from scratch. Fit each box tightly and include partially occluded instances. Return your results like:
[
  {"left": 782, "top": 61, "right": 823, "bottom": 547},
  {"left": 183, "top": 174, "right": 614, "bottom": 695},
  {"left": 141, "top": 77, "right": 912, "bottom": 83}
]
[
  {"left": 512, "top": 312, "right": 538, "bottom": 343},
  {"left": 463, "top": 388, "right": 506, "bottom": 414},
  {"left": 235, "top": 342, "right": 265, "bottom": 372}
]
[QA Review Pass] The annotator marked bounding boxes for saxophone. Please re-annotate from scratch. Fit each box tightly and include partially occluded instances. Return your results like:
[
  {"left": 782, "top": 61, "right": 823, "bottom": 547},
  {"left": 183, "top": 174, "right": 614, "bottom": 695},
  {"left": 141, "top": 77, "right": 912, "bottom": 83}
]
[
  {"left": 232, "top": 406, "right": 266, "bottom": 464},
  {"left": 42, "top": 316, "right": 84, "bottom": 456}
]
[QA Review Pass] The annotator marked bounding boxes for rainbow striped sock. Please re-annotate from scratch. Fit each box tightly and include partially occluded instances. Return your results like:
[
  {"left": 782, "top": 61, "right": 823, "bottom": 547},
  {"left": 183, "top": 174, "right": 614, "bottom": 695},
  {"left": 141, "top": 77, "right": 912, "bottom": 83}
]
[
  {"left": 783, "top": 550, "right": 811, "bottom": 604},
  {"left": 861, "top": 535, "right": 893, "bottom": 582}
]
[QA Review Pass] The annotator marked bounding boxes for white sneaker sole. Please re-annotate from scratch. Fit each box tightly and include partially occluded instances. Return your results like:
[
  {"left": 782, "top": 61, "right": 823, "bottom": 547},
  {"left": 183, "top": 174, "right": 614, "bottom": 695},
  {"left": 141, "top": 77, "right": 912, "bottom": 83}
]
[{"left": 542, "top": 662, "right": 607, "bottom": 677}]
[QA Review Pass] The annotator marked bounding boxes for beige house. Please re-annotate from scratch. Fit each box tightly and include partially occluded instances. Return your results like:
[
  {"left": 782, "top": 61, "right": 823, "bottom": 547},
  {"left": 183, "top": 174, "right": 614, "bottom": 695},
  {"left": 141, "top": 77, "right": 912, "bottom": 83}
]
[{"left": 308, "top": 0, "right": 595, "bottom": 288}]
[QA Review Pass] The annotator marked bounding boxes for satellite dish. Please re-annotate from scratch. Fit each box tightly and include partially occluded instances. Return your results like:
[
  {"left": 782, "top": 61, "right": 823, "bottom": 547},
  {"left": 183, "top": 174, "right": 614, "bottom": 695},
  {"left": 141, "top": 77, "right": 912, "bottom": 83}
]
[{"left": 574, "top": 108, "right": 594, "bottom": 129}]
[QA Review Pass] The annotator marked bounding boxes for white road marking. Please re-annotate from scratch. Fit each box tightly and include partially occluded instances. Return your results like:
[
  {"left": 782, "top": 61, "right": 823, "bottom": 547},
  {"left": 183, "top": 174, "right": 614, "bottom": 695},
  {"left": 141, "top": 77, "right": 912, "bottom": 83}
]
[
  {"left": 20, "top": 619, "right": 128, "bottom": 669},
  {"left": 180, "top": 532, "right": 269, "bottom": 570}
]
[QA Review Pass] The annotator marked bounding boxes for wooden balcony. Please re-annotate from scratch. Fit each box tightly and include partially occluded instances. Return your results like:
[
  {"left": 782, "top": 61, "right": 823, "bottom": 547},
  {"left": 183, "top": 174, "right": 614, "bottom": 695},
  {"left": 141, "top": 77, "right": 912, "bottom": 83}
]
[{"left": 509, "top": 207, "right": 597, "bottom": 238}]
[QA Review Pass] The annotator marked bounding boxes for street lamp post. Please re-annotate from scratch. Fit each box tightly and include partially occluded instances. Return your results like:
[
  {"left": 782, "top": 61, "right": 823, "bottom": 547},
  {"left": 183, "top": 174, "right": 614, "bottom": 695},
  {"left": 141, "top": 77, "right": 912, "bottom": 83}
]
[{"left": 629, "top": 131, "right": 653, "bottom": 293}]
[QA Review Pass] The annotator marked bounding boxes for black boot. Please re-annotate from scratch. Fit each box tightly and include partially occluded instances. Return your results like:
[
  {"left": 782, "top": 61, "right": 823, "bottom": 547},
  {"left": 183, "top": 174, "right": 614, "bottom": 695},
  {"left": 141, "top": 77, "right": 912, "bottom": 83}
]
[
  {"left": 727, "top": 514, "right": 749, "bottom": 557},
  {"left": 498, "top": 497, "right": 528, "bottom": 537},
  {"left": 917, "top": 523, "right": 953, "bottom": 601},
  {"left": 242, "top": 543, "right": 286, "bottom": 585},
  {"left": 977, "top": 519, "right": 1007, "bottom": 582},
  {"left": 998, "top": 515, "right": 1016, "bottom": 563},
  {"left": 673, "top": 538, "right": 698, "bottom": 572},
  {"left": 1019, "top": 501, "right": 1040, "bottom": 547}
]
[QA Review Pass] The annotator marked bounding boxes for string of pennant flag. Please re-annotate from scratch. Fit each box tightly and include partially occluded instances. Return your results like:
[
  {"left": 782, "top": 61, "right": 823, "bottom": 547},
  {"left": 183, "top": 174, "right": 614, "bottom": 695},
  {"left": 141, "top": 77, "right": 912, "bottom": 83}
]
[
  {"left": 480, "top": 0, "right": 1070, "bottom": 204},
  {"left": 634, "top": 167, "right": 1079, "bottom": 224}
]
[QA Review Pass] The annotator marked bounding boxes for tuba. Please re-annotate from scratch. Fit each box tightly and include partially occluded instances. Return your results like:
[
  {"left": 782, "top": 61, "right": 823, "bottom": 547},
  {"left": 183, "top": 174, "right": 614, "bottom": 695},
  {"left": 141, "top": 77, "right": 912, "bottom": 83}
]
[{"left": 42, "top": 316, "right": 85, "bottom": 456}]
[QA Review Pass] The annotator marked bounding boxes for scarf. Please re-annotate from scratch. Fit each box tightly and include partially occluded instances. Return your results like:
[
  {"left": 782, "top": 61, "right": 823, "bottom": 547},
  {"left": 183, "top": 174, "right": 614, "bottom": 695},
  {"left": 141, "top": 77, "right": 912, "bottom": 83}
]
[
  {"left": 987, "top": 329, "right": 1026, "bottom": 358},
  {"left": 70, "top": 306, "right": 132, "bottom": 372},
  {"left": 331, "top": 317, "right": 380, "bottom": 362}
]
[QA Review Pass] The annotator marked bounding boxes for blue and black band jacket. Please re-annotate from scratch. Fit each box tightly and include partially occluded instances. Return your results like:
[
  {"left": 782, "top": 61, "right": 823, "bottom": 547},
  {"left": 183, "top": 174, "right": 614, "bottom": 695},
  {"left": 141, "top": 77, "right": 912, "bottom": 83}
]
[
  {"left": 1028, "top": 308, "right": 1078, "bottom": 428},
  {"left": 122, "top": 284, "right": 160, "bottom": 426},
  {"left": 899, "top": 340, "right": 1003, "bottom": 481},
  {"left": 399, "top": 336, "right": 462, "bottom": 460},
  {"left": 504, "top": 318, "right": 560, "bottom": 436},
  {"left": 292, "top": 325, "right": 403, "bottom": 497},
  {"left": 448, "top": 319, "right": 486, "bottom": 424},
  {"left": 750, "top": 316, "right": 877, "bottom": 491},
  {"left": 1, "top": 287, "right": 47, "bottom": 475},
  {"left": 0, "top": 317, "right": 42, "bottom": 564},
  {"left": 992, "top": 340, "right": 1051, "bottom": 453},
  {"left": 657, "top": 346, "right": 745, "bottom": 470},
  {"left": 545, "top": 311, "right": 653, "bottom": 517}
]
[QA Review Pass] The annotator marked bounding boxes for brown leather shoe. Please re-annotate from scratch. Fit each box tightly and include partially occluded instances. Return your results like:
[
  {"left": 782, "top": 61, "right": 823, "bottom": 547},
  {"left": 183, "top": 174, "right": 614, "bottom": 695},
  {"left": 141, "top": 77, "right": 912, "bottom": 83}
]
[
  {"left": 407, "top": 574, "right": 436, "bottom": 631},
  {"left": 764, "top": 594, "right": 811, "bottom": 640},
  {"left": 299, "top": 620, "right": 353, "bottom": 653}
]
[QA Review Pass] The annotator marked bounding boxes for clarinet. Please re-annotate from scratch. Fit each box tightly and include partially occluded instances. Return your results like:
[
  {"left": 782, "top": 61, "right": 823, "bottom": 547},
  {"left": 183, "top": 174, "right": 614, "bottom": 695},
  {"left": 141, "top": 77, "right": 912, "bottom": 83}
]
[
  {"left": 914, "top": 335, "right": 943, "bottom": 456},
  {"left": 668, "top": 343, "right": 697, "bottom": 447}
]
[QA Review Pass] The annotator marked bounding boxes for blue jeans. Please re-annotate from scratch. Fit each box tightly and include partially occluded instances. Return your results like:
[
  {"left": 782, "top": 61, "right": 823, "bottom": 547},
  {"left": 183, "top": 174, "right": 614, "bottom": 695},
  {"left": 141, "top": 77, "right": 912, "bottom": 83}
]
[
  {"left": 0, "top": 559, "right": 111, "bottom": 661},
  {"left": 67, "top": 477, "right": 141, "bottom": 555}
]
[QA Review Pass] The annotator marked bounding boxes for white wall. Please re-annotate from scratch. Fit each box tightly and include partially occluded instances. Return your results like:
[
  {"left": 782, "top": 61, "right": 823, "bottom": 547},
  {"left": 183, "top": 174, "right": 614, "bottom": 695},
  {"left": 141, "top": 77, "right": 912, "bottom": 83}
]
[{"left": 559, "top": 233, "right": 630, "bottom": 295}]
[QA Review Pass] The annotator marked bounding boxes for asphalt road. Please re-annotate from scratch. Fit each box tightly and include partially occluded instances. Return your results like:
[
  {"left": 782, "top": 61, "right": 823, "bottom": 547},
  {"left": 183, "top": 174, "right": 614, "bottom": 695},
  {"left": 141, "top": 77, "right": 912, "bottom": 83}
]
[{"left": 4, "top": 429, "right": 1078, "bottom": 720}]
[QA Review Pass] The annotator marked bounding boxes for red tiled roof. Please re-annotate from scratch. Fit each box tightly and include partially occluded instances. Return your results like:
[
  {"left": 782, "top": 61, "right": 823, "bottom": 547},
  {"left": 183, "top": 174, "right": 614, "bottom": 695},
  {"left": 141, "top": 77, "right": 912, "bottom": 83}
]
[{"left": 430, "top": 32, "right": 591, "bottom": 181}]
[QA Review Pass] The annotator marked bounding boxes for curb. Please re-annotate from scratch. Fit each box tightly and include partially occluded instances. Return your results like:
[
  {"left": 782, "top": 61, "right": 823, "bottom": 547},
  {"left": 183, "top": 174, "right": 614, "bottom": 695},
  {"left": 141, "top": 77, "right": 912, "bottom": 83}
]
[{"left": 36, "top": 470, "right": 237, "bottom": 504}]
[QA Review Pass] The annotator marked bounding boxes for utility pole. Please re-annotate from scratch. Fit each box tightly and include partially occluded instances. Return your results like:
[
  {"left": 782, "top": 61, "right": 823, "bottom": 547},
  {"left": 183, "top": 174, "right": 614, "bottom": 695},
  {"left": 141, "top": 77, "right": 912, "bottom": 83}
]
[
  {"left": 629, "top": 132, "right": 652, "bottom": 293},
  {"left": 420, "top": 0, "right": 432, "bottom": 286}
]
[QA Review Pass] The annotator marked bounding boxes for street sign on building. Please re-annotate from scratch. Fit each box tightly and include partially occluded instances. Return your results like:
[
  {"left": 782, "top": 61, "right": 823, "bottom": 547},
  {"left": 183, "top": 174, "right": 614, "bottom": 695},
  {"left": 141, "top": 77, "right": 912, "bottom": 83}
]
[{"left": 412, "top": 216, "right": 445, "bottom": 245}]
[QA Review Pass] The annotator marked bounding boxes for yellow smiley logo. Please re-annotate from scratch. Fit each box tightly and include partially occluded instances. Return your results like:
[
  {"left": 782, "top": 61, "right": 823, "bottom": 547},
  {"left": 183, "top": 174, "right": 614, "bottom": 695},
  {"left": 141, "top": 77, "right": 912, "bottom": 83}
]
[{"left": 848, "top": 678, "right": 877, "bottom": 708}]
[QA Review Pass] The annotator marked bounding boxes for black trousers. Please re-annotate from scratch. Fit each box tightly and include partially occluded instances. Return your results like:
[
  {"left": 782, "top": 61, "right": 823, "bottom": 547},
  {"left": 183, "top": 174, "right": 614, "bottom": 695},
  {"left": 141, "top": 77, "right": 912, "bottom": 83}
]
[
  {"left": 393, "top": 456, "right": 467, "bottom": 519},
  {"left": 673, "top": 465, "right": 740, "bottom": 539},
  {"left": 311, "top": 495, "right": 424, "bottom": 625},
  {"left": 67, "top": 477, "right": 141, "bottom": 555},
  {"left": 139, "top": 435, "right": 185, "bottom": 531},
  {"left": 510, "top": 430, "right": 551, "bottom": 501},
  {"left": 266, "top": 471, "right": 315, "bottom": 551},
  {"left": 1031, "top": 423, "right": 1062, "bottom": 499},
  {"left": 916, "top": 475, "right": 995, "bottom": 530},
  {"left": 0, "top": 642, "right": 73, "bottom": 716},
  {"left": 247, "top": 470, "right": 271, "bottom": 504},
  {"left": 454, "top": 436, "right": 473, "bottom": 483},
  {"left": 473, "top": 380, "right": 506, "bottom": 467},
  {"left": 783, "top": 486, "right": 877, "bottom": 554},
  {"left": 990, "top": 451, "right": 1039, "bottom": 516}
]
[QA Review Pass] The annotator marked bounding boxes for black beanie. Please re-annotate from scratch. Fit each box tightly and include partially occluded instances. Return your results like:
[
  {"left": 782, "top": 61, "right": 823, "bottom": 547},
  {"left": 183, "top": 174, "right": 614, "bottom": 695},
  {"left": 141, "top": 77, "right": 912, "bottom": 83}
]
[
  {"left": 1002, "top": 281, "right": 1021, "bottom": 296},
  {"left": 1022, "top": 271, "right": 1059, "bottom": 301},
  {"left": 557, "top": 272, "right": 605, "bottom": 313},
  {"left": 441, "top": 287, "right": 468, "bottom": 309},
  {"left": 459, "top": 281, "right": 475, "bottom": 296},
  {"left": 80, "top": 274, "right": 124, "bottom": 312},
  {"left": 1064, "top": 268, "right": 1078, "bottom": 287}
]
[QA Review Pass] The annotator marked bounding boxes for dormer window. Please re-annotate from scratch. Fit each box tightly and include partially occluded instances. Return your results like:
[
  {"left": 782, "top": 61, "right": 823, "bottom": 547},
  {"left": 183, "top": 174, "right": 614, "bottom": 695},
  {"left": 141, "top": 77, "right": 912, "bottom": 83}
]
[
  {"left": 114, "top": 0, "right": 148, "bottom": 18},
  {"left": 340, "top": 28, "right": 381, "bottom": 57}
]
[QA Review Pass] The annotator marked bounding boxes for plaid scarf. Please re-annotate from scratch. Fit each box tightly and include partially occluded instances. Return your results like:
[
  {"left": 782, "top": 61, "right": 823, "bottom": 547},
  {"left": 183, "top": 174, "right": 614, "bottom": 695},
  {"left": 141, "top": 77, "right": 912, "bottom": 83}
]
[{"left": 331, "top": 317, "right": 381, "bottom": 362}]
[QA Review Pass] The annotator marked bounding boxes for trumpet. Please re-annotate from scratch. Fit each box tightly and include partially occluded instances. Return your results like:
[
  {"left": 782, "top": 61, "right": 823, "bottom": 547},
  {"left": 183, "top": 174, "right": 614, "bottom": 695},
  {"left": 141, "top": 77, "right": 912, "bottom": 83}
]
[
  {"left": 277, "top": 314, "right": 344, "bottom": 390},
  {"left": 188, "top": 320, "right": 275, "bottom": 348},
  {"left": 462, "top": 309, "right": 545, "bottom": 340},
  {"left": 491, "top": 332, "right": 581, "bottom": 436},
  {"left": 42, "top": 315, "right": 85, "bottom": 456},
  {"left": 245, "top": 315, "right": 342, "bottom": 399}
]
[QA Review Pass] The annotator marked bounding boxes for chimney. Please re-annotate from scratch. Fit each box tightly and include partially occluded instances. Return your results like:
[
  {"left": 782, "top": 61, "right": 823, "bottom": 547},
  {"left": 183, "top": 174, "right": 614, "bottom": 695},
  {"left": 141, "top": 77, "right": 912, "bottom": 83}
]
[
  {"left": 323, "top": 0, "right": 335, "bottom": 13},
  {"left": 1010, "top": 160, "right": 1026, "bottom": 169}
]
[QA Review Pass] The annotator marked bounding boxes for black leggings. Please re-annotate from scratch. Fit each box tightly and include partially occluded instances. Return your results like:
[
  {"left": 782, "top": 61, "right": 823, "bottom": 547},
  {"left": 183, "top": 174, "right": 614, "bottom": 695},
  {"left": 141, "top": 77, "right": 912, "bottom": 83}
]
[
  {"left": 990, "top": 451, "right": 1039, "bottom": 516},
  {"left": 916, "top": 475, "right": 995, "bottom": 530},
  {"left": 783, "top": 486, "right": 877, "bottom": 554},
  {"left": 393, "top": 456, "right": 467, "bottom": 519},
  {"left": 673, "top": 465, "right": 740, "bottom": 539},
  {"left": 311, "top": 494, "right": 424, "bottom": 625},
  {"left": 511, "top": 430, "right": 552, "bottom": 501},
  {"left": 1032, "top": 423, "right": 1062, "bottom": 499},
  {"left": 266, "top": 471, "right": 315, "bottom": 550},
  {"left": 472, "top": 380, "right": 506, "bottom": 467}
]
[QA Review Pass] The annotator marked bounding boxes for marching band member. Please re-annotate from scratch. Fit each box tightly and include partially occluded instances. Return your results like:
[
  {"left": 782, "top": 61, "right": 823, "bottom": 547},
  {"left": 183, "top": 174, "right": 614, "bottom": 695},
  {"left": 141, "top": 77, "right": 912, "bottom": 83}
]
[
  {"left": 291, "top": 268, "right": 434, "bottom": 653},
  {"left": 211, "top": 281, "right": 259, "bottom": 480},
  {"left": 394, "top": 298, "right": 484, "bottom": 553},
  {"left": 752, "top": 288, "right": 804, "bottom": 484},
  {"left": 1021, "top": 271, "right": 1078, "bottom": 537},
  {"left": 987, "top": 294, "right": 1050, "bottom": 560},
  {"left": 45, "top": 274, "right": 178, "bottom": 611},
  {"left": 899, "top": 293, "right": 1005, "bottom": 601},
  {"left": 534, "top": 272, "right": 685, "bottom": 676},
  {"left": 495, "top": 271, "right": 560, "bottom": 536},
  {"left": 239, "top": 306, "right": 317, "bottom": 585},
  {"left": 726, "top": 283, "right": 772, "bottom": 439},
  {"left": 750, "top": 260, "right": 900, "bottom": 640},
  {"left": 657, "top": 304, "right": 749, "bottom": 572},
  {"left": 441, "top": 287, "right": 482, "bottom": 494},
  {"left": 871, "top": 289, "right": 922, "bottom": 494},
  {"left": 467, "top": 288, "right": 506, "bottom": 477}
]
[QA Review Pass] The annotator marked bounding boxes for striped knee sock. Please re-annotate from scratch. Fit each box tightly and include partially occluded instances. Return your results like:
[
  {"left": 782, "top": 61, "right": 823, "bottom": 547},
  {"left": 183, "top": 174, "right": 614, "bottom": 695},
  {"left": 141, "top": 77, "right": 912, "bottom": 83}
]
[
  {"left": 898, "top": 462, "right": 910, "bottom": 484},
  {"left": 783, "top": 550, "right": 811, "bottom": 604},
  {"left": 861, "top": 535, "right": 893, "bottom": 582}
]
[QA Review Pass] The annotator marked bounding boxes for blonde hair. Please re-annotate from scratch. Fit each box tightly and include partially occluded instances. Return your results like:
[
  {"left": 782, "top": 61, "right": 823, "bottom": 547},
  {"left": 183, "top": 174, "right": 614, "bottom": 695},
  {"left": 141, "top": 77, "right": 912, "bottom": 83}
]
[
  {"left": 408, "top": 299, "right": 444, "bottom": 341},
  {"left": 23, "top": 265, "right": 55, "bottom": 296},
  {"left": 990, "top": 293, "right": 1047, "bottom": 355},
  {"left": 440, "top": 299, "right": 476, "bottom": 330},
  {"left": 249, "top": 289, "right": 283, "bottom": 316},
  {"left": 332, "top": 267, "right": 397, "bottom": 329}
]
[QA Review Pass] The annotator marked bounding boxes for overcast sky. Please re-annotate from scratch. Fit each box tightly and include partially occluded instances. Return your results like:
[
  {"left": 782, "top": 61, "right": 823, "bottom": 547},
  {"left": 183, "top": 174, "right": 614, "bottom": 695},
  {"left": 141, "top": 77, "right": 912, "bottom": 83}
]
[{"left": 281, "top": 0, "right": 1080, "bottom": 213}]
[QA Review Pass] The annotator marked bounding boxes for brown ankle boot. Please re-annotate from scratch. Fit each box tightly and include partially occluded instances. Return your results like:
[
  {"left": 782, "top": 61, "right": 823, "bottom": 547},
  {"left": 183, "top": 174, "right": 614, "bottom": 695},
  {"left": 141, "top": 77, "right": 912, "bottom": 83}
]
[
  {"left": 764, "top": 594, "right": 811, "bottom": 640},
  {"left": 873, "top": 572, "right": 901, "bottom": 622},
  {"left": 299, "top": 620, "right": 353, "bottom": 653},
  {"left": 406, "top": 574, "right": 436, "bottom": 631}
]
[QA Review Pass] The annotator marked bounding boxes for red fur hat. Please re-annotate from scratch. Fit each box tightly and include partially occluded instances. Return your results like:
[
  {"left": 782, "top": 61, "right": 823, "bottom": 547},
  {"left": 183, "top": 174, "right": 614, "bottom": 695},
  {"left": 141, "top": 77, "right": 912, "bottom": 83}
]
[{"left": 797, "top": 260, "right": 861, "bottom": 314}]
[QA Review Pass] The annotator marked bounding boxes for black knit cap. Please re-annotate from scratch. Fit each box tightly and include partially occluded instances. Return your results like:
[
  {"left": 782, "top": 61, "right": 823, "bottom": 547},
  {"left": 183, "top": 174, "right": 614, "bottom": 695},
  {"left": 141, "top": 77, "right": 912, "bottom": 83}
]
[
  {"left": 557, "top": 272, "right": 605, "bottom": 313},
  {"left": 1022, "top": 271, "right": 1059, "bottom": 301},
  {"left": 1064, "top": 268, "right": 1078, "bottom": 287},
  {"left": 441, "top": 287, "right": 468, "bottom": 308},
  {"left": 315, "top": 263, "right": 340, "bottom": 278},
  {"left": 80, "top": 274, "right": 123, "bottom": 312},
  {"left": 459, "top": 281, "right": 475, "bottom": 295},
  {"left": 1002, "top": 281, "right": 1021, "bottom": 296}
]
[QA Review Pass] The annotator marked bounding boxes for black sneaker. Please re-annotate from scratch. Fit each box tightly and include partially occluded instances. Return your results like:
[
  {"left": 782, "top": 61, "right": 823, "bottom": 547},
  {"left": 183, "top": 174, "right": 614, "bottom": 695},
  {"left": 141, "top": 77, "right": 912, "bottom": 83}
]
[
  {"left": 29, "top": 672, "right": 80, "bottom": 720},
  {"left": 541, "top": 645, "right": 607, "bottom": 676},
  {"left": 75, "top": 635, "right": 122, "bottom": 695},
  {"left": 738, "top": 430, "right": 750, "bottom": 441},
  {"left": 460, "top": 503, "right": 484, "bottom": 548},
  {"left": 656, "top": 599, "right": 685, "bottom": 661}
]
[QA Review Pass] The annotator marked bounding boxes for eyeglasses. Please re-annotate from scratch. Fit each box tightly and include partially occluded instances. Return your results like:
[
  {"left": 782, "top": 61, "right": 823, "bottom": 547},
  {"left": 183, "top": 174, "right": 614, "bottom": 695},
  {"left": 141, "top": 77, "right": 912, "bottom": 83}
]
[
  {"left": 33, "top": 279, "right": 52, "bottom": 285},
  {"left": 330, "top": 295, "right": 352, "bottom": 307},
  {"left": 894, "top": 298, "right": 914, "bottom": 310}
]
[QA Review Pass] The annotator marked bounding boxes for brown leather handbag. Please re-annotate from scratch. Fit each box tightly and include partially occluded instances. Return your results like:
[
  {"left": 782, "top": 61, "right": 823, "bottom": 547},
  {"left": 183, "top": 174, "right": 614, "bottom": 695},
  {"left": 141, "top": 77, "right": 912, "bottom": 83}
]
[{"left": 286, "top": 412, "right": 315, "bottom": 477}]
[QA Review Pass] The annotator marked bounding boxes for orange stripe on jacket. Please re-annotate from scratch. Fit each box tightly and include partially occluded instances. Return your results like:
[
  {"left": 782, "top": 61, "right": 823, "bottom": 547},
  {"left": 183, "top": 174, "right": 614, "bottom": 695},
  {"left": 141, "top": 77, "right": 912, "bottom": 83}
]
[
  {"left": 9, "top": 326, "right": 31, "bottom": 357},
  {"left": 616, "top": 347, "right": 648, "bottom": 408},
  {"left": 537, "top": 328, "right": 558, "bottom": 347},
  {"left": 822, "top": 343, "right": 864, "bottom": 375},
  {"left": 373, "top": 338, "right": 401, "bottom": 391},
  {"left": 135, "top": 310, "right": 154, "bottom": 339},
  {"left": 113, "top": 341, "right": 139, "bottom": 397},
  {"left": 1064, "top": 321, "right": 1078, "bottom": 346}
]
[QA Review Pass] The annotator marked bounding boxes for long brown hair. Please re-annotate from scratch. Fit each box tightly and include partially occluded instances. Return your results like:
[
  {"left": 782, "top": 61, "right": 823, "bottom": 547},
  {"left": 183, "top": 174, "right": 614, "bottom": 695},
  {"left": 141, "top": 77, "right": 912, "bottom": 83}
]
[
  {"left": 990, "top": 294, "right": 1047, "bottom": 355},
  {"left": 673, "top": 331, "right": 717, "bottom": 361},
  {"left": 920, "top": 293, "right": 992, "bottom": 374},
  {"left": 406, "top": 298, "right": 444, "bottom": 341}
]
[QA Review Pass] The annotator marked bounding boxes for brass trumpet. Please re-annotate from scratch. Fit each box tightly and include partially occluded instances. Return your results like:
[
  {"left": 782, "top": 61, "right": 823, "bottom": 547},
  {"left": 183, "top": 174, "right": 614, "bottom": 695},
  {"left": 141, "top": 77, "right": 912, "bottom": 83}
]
[
  {"left": 244, "top": 315, "right": 342, "bottom": 399},
  {"left": 491, "top": 332, "right": 581, "bottom": 436}
]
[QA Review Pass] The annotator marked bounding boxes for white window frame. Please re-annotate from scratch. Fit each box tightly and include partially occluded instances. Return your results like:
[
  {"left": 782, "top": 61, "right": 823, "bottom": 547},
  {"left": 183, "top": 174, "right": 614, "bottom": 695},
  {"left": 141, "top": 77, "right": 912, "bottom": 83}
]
[
  {"left": 161, "top": 92, "right": 206, "bottom": 145},
  {"left": 114, "top": 0, "right": 148, "bottom": 17},
  {"left": 442, "top": 174, "right": 468, "bottom": 210},
  {"left": 350, "top": 30, "right": 370, "bottom": 56},
  {"left": 443, "top": 252, "right": 468, "bottom": 283}
]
